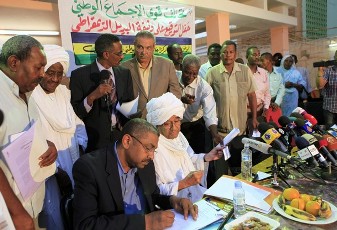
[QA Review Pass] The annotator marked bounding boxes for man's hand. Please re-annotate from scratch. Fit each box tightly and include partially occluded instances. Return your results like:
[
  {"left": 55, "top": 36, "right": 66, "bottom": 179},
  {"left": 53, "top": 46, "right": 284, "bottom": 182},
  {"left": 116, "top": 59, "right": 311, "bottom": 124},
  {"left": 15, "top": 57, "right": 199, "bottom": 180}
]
[
  {"left": 145, "top": 210, "right": 175, "bottom": 230},
  {"left": 39, "top": 140, "right": 57, "bottom": 167},
  {"left": 252, "top": 118, "right": 258, "bottom": 130},
  {"left": 11, "top": 210, "right": 34, "bottom": 230},
  {"left": 87, "top": 83, "right": 112, "bottom": 106},
  {"left": 181, "top": 94, "right": 195, "bottom": 104},
  {"left": 204, "top": 145, "right": 224, "bottom": 162},
  {"left": 285, "top": 81, "right": 294, "bottom": 88},
  {"left": 212, "top": 133, "right": 223, "bottom": 146},
  {"left": 270, "top": 103, "right": 279, "bottom": 111},
  {"left": 170, "top": 196, "right": 198, "bottom": 220},
  {"left": 179, "top": 171, "right": 203, "bottom": 190}
]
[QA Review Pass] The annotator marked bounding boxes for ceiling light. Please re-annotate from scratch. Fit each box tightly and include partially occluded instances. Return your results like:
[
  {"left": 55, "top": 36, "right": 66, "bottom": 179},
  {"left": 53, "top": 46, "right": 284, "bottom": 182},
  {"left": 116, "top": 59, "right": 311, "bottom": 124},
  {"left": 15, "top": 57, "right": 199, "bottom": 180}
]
[
  {"left": 329, "top": 43, "right": 337, "bottom": 47},
  {"left": 0, "top": 30, "right": 60, "bottom": 36}
]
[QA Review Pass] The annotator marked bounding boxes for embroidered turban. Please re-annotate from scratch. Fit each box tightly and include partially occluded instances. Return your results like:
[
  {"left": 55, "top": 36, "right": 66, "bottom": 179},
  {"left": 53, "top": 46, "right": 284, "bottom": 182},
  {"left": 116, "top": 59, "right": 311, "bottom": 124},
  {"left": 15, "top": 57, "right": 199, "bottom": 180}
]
[
  {"left": 146, "top": 92, "right": 185, "bottom": 126},
  {"left": 43, "top": 44, "right": 69, "bottom": 75}
]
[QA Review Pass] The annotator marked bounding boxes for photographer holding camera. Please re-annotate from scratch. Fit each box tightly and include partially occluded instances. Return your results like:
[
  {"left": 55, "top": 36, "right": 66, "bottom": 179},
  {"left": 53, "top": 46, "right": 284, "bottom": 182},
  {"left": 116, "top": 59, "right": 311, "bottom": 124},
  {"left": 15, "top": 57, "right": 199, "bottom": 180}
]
[{"left": 317, "top": 50, "right": 337, "bottom": 128}]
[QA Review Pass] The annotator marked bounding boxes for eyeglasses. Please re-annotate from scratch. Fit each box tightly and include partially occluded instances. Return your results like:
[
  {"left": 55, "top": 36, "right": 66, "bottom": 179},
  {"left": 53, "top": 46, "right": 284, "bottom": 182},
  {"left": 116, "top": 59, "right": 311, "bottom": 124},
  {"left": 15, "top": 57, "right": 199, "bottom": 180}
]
[
  {"left": 106, "top": 50, "right": 124, "bottom": 57},
  {"left": 129, "top": 134, "right": 157, "bottom": 154},
  {"left": 45, "top": 70, "right": 64, "bottom": 79},
  {"left": 162, "top": 119, "right": 181, "bottom": 129}
]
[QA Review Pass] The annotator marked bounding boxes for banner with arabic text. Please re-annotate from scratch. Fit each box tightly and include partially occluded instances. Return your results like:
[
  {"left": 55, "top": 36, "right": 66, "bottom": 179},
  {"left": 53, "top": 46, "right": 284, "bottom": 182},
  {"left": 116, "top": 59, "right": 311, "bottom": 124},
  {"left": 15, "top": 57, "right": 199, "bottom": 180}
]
[{"left": 58, "top": 0, "right": 194, "bottom": 66}]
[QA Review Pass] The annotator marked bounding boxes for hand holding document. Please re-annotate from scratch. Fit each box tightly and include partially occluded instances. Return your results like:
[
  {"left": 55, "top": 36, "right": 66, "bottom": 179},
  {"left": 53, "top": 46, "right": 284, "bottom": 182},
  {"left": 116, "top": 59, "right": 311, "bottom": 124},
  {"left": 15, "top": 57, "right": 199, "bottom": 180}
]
[
  {"left": 116, "top": 95, "right": 139, "bottom": 118},
  {"left": 216, "top": 128, "right": 240, "bottom": 160},
  {"left": 2, "top": 121, "right": 56, "bottom": 201}
]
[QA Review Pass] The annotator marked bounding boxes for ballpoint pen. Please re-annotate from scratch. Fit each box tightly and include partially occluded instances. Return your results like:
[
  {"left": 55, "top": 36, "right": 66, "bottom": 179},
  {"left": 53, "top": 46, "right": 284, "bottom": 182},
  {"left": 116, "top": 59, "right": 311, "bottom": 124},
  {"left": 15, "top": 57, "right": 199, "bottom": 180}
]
[
  {"left": 217, "top": 207, "right": 234, "bottom": 230},
  {"left": 205, "top": 198, "right": 221, "bottom": 211}
]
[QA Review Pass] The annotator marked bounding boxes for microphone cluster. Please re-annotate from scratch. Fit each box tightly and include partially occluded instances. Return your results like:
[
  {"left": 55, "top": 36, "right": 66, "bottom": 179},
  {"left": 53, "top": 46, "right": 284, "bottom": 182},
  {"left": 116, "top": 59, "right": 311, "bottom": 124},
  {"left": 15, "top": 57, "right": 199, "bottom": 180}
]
[{"left": 242, "top": 107, "right": 337, "bottom": 181}]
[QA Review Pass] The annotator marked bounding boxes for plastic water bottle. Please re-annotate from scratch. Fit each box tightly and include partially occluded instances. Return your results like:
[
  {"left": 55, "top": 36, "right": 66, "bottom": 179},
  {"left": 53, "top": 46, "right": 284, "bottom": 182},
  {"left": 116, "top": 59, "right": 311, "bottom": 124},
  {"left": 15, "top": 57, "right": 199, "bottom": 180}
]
[
  {"left": 233, "top": 181, "right": 246, "bottom": 218},
  {"left": 241, "top": 143, "right": 252, "bottom": 181}
]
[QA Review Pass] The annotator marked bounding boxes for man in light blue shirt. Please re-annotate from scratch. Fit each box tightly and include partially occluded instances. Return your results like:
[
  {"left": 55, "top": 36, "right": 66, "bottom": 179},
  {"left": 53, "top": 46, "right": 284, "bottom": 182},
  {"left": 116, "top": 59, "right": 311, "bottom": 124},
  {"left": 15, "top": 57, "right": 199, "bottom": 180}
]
[
  {"left": 260, "top": 52, "right": 285, "bottom": 110},
  {"left": 198, "top": 43, "right": 221, "bottom": 79}
]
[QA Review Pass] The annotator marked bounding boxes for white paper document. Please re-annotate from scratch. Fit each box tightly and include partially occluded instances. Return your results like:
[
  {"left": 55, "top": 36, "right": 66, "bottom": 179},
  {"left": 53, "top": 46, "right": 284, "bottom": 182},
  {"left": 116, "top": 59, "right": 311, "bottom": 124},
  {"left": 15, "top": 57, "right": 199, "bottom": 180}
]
[
  {"left": 0, "top": 192, "right": 15, "bottom": 230},
  {"left": 116, "top": 95, "right": 139, "bottom": 118},
  {"left": 204, "top": 177, "right": 272, "bottom": 214},
  {"left": 166, "top": 199, "right": 226, "bottom": 230},
  {"left": 2, "top": 122, "right": 56, "bottom": 201},
  {"left": 216, "top": 128, "right": 240, "bottom": 161}
]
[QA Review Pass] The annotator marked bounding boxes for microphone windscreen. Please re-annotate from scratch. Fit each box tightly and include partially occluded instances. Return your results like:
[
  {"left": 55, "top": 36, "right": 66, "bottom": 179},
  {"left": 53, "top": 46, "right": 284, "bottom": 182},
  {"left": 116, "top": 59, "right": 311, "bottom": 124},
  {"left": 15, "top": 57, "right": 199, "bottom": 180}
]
[
  {"left": 0, "top": 109, "right": 3, "bottom": 127},
  {"left": 324, "top": 135, "right": 337, "bottom": 151},
  {"left": 295, "top": 136, "right": 311, "bottom": 149},
  {"left": 302, "top": 134, "right": 317, "bottom": 145},
  {"left": 257, "top": 116, "right": 267, "bottom": 123},
  {"left": 294, "top": 118, "right": 306, "bottom": 127},
  {"left": 290, "top": 112, "right": 305, "bottom": 120},
  {"left": 303, "top": 113, "right": 318, "bottom": 126},
  {"left": 257, "top": 122, "right": 271, "bottom": 134},
  {"left": 268, "top": 121, "right": 278, "bottom": 130},
  {"left": 288, "top": 117, "right": 297, "bottom": 122},
  {"left": 318, "top": 139, "right": 328, "bottom": 148},
  {"left": 99, "top": 70, "right": 111, "bottom": 81},
  {"left": 278, "top": 116, "right": 292, "bottom": 127}
]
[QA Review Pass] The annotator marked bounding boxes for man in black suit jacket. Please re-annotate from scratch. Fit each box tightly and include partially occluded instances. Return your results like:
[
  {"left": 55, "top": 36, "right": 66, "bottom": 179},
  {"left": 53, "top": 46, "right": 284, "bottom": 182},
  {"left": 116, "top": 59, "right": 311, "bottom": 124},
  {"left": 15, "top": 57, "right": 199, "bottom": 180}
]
[
  {"left": 70, "top": 34, "right": 134, "bottom": 152},
  {"left": 73, "top": 119, "right": 198, "bottom": 229}
]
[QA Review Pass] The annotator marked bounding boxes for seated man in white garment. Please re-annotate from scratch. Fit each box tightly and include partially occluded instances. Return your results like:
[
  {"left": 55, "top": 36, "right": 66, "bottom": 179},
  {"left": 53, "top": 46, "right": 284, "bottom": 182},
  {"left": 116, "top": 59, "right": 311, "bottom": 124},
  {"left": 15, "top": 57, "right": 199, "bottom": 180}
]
[{"left": 146, "top": 92, "right": 224, "bottom": 202}]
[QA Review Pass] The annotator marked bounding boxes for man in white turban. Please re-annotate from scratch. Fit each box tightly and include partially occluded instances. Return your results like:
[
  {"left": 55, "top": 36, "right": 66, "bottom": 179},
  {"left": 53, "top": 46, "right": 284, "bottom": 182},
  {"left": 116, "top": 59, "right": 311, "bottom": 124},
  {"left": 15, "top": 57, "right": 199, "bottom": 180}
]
[
  {"left": 31, "top": 44, "right": 87, "bottom": 230},
  {"left": 146, "top": 92, "right": 224, "bottom": 202}
]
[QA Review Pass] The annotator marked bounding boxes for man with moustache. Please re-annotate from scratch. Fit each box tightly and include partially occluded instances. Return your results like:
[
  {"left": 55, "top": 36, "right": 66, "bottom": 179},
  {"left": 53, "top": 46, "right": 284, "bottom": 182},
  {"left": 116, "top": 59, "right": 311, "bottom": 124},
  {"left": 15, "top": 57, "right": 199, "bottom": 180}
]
[
  {"left": 206, "top": 40, "right": 257, "bottom": 177},
  {"left": 70, "top": 34, "right": 135, "bottom": 153},
  {"left": 121, "top": 31, "right": 181, "bottom": 118},
  {"left": 0, "top": 35, "right": 58, "bottom": 229},
  {"left": 73, "top": 118, "right": 198, "bottom": 230},
  {"left": 199, "top": 43, "right": 221, "bottom": 79}
]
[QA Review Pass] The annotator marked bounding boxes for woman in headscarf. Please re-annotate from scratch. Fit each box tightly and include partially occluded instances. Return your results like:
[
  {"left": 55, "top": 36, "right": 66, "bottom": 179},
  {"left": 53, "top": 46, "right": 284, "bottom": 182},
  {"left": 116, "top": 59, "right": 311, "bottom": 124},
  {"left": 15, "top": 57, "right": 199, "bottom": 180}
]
[
  {"left": 277, "top": 55, "right": 306, "bottom": 116},
  {"left": 146, "top": 92, "right": 224, "bottom": 203},
  {"left": 31, "top": 45, "right": 87, "bottom": 230}
]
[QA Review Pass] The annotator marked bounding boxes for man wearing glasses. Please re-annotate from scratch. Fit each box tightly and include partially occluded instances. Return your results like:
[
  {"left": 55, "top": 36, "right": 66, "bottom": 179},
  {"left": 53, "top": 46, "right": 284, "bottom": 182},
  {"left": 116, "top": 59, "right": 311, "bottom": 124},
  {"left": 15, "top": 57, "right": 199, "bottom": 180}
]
[
  {"left": 70, "top": 34, "right": 135, "bottom": 153},
  {"left": 121, "top": 31, "right": 182, "bottom": 119},
  {"left": 73, "top": 118, "right": 198, "bottom": 230}
]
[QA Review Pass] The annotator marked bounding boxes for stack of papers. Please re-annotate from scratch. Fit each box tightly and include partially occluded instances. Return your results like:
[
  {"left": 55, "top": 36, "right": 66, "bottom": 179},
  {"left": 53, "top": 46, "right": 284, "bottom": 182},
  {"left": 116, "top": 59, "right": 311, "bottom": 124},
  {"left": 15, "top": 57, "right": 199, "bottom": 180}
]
[
  {"left": 166, "top": 199, "right": 228, "bottom": 230},
  {"left": 204, "top": 177, "right": 273, "bottom": 214}
]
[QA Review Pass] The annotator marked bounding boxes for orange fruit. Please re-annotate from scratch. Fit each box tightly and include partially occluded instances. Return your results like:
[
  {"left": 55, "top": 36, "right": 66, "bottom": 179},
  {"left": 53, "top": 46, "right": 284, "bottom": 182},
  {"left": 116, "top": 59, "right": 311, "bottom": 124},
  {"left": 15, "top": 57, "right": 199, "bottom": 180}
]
[
  {"left": 305, "top": 201, "right": 321, "bottom": 216},
  {"left": 283, "top": 188, "right": 300, "bottom": 201},
  {"left": 300, "top": 194, "right": 312, "bottom": 204},
  {"left": 290, "top": 198, "right": 306, "bottom": 210}
]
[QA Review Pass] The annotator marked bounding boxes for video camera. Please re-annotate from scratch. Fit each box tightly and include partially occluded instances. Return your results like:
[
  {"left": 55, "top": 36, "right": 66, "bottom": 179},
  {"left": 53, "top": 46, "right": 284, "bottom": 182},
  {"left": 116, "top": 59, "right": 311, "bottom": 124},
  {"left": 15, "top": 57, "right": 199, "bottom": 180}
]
[{"left": 313, "top": 60, "right": 337, "bottom": 68}]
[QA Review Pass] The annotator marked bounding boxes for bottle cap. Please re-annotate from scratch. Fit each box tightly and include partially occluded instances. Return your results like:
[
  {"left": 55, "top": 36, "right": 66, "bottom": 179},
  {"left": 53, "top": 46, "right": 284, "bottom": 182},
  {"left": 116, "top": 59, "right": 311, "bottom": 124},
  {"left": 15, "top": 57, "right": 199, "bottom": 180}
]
[
  {"left": 244, "top": 143, "right": 249, "bottom": 148},
  {"left": 234, "top": 181, "right": 242, "bottom": 188}
]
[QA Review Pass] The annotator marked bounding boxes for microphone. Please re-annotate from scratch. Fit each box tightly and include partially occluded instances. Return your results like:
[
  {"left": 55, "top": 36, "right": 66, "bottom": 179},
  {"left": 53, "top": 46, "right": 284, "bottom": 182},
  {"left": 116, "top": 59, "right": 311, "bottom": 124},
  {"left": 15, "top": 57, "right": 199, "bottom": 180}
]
[
  {"left": 312, "top": 133, "right": 337, "bottom": 166},
  {"left": 294, "top": 118, "right": 313, "bottom": 134},
  {"left": 293, "top": 107, "right": 307, "bottom": 115},
  {"left": 268, "top": 121, "right": 289, "bottom": 147},
  {"left": 303, "top": 113, "right": 325, "bottom": 135},
  {"left": 278, "top": 116, "right": 298, "bottom": 137},
  {"left": 290, "top": 112, "right": 305, "bottom": 120},
  {"left": 323, "top": 134, "right": 337, "bottom": 159},
  {"left": 301, "top": 134, "right": 329, "bottom": 168},
  {"left": 295, "top": 136, "right": 320, "bottom": 167},
  {"left": 242, "top": 138, "right": 298, "bottom": 164},
  {"left": 99, "top": 70, "right": 112, "bottom": 106},
  {"left": 257, "top": 123, "right": 288, "bottom": 152}
]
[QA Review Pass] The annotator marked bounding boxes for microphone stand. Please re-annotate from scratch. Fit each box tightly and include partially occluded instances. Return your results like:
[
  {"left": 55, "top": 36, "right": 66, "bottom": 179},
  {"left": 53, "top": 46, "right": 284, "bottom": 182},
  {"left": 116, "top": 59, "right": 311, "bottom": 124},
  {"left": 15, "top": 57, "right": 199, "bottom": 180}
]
[{"left": 268, "top": 154, "right": 291, "bottom": 188}]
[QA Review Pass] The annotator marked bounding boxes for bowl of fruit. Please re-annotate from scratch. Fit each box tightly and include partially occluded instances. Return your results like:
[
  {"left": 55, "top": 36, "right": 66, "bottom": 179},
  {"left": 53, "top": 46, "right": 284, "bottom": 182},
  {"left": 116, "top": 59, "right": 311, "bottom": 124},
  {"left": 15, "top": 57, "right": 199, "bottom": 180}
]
[{"left": 272, "top": 187, "right": 337, "bottom": 224}]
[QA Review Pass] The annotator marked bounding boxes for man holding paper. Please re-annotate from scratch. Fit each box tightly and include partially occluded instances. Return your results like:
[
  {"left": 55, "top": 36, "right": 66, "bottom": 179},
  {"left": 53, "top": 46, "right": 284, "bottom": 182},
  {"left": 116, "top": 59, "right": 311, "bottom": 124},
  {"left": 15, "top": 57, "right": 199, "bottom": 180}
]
[
  {"left": 70, "top": 34, "right": 135, "bottom": 153},
  {"left": 0, "top": 35, "right": 58, "bottom": 229}
]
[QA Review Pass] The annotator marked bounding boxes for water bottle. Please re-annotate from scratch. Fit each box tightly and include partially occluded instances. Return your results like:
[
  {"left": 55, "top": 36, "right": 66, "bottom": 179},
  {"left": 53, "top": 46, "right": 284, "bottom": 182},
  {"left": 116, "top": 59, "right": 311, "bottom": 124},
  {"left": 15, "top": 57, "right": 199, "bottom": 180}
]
[
  {"left": 241, "top": 143, "right": 252, "bottom": 181},
  {"left": 233, "top": 181, "right": 246, "bottom": 218}
]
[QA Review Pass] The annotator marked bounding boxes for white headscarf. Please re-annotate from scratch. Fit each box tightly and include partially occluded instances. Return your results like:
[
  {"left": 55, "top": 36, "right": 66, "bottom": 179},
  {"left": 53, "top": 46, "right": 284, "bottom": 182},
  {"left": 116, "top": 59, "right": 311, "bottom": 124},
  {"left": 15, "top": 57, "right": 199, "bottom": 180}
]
[
  {"left": 43, "top": 44, "right": 69, "bottom": 75},
  {"left": 146, "top": 92, "right": 185, "bottom": 126}
]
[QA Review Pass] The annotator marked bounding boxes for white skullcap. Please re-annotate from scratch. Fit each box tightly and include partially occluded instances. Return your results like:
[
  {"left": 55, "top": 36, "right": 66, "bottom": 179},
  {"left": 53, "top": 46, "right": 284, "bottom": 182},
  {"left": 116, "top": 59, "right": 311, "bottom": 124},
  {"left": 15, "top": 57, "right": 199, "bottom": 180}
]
[
  {"left": 146, "top": 92, "right": 185, "bottom": 126},
  {"left": 43, "top": 44, "right": 70, "bottom": 75}
]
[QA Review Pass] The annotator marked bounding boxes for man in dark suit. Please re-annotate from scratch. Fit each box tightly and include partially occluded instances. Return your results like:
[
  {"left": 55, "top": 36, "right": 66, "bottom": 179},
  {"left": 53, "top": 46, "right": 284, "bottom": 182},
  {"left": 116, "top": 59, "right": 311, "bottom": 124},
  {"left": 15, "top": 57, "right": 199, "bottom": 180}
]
[
  {"left": 70, "top": 34, "right": 134, "bottom": 153},
  {"left": 73, "top": 118, "right": 198, "bottom": 230},
  {"left": 121, "top": 31, "right": 182, "bottom": 118}
]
